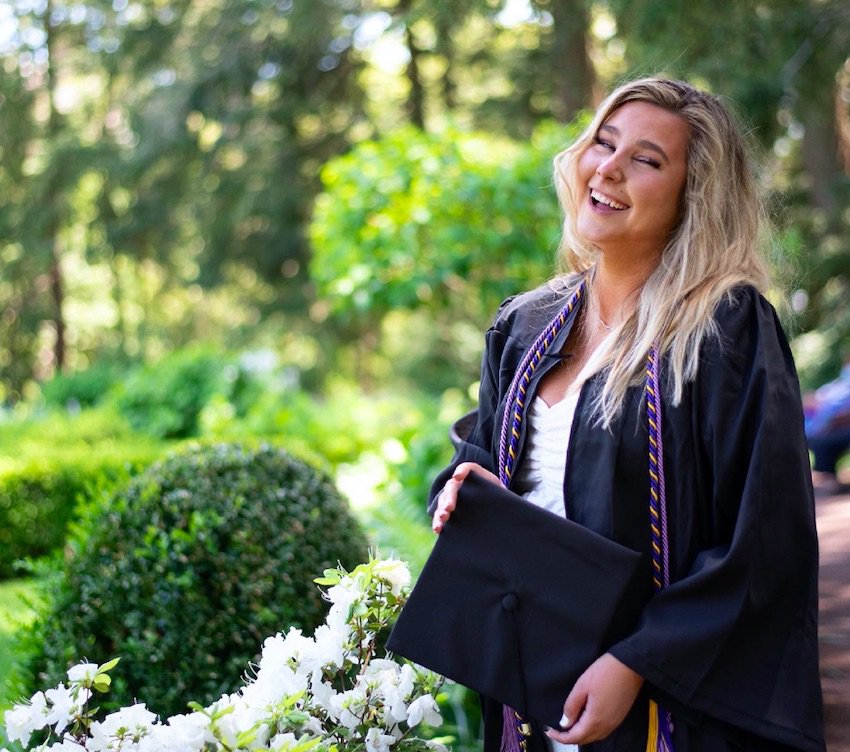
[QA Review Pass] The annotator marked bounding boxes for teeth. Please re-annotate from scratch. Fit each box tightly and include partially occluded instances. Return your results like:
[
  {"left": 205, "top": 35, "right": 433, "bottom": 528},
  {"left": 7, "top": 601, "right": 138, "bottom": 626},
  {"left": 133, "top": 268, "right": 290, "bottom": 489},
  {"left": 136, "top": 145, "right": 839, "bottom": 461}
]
[{"left": 591, "top": 190, "right": 627, "bottom": 210}]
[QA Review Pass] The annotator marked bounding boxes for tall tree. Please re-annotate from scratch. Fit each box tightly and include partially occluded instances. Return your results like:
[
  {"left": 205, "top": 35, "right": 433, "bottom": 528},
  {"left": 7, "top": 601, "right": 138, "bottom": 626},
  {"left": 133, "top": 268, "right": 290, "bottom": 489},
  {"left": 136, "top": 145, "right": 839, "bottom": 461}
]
[
  {"left": 539, "top": 0, "right": 595, "bottom": 121},
  {"left": 0, "top": 0, "right": 97, "bottom": 391}
]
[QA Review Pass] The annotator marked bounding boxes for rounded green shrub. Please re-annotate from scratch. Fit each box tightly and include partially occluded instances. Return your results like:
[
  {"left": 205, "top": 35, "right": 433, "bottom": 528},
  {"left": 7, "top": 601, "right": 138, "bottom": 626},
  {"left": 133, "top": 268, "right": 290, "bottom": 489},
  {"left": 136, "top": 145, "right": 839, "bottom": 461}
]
[{"left": 25, "top": 443, "right": 369, "bottom": 717}]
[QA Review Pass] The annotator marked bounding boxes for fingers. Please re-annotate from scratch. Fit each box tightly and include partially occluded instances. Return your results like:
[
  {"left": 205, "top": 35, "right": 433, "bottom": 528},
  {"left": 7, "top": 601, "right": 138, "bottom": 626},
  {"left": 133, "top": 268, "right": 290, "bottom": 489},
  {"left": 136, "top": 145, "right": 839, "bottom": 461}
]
[
  {"left": 431, "top": 462, "right": 501, "bottom": 533},
  {"left": 545, "top": 654, "right": 643, "bottom": 745},
  {"left": 453, "top": 461, "right": 501, "bottom": 486},
  {"left": 562, "top": 682, "right": 588, "bottom": 734},
  {"left": 431, "top": 478, "right": 459, "bottom": 533},
  {"left": 545, "top": 677, "right": 588, "bottom": 744}
]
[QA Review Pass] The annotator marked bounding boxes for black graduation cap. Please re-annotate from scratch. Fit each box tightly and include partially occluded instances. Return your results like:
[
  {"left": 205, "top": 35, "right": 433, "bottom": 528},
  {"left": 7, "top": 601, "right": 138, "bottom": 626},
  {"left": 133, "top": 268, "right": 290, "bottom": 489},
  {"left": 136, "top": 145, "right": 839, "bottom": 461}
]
[{"left": 387, "top": 473, "right": 652, "bottom": 730}]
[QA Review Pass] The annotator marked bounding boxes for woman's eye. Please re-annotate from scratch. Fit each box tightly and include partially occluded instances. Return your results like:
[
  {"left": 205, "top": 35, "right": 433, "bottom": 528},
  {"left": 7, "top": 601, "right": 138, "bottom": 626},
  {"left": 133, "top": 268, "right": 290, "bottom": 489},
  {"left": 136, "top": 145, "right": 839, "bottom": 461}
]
[
  {"left": 594, "top": 136, "right": 615, "bottom": 150},
  {"left": 636, "top": 156, "right": 661, "bottom": 168}
]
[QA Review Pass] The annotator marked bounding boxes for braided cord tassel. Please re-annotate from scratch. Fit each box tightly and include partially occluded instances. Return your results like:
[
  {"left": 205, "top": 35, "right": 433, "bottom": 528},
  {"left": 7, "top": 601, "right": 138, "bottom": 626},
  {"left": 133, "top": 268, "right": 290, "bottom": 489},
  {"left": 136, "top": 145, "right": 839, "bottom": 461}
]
[
  {"left": 646, "top": 343, "right": 675, "bottom": 752},
  {"left": 498, "top": 283, "right": 585, "bottom": 488},
  {"left": 495, "top": 281, "right": 584, "bottom": 751}
]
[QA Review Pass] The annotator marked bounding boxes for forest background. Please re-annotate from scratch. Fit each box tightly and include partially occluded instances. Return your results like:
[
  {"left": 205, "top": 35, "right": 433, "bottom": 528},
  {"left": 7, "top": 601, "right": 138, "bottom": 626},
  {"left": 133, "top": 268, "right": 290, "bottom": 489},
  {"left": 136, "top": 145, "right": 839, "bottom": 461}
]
[{"left": 0, "top": 0, "right": 849, "bottom": 742}]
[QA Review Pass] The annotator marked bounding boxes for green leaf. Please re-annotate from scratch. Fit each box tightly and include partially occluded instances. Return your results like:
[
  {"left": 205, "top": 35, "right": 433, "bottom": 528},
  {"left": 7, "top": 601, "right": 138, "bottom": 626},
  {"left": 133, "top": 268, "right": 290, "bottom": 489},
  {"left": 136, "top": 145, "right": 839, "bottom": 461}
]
[
  {"left": 97, "top": 657, "right": 121, "bottom": 673},
  {"left": 92, "top": 675, "right": 112, "bottom": 692},
  {"left": 235, "top": 729, "right": 258, "bottom": 747},
  {"left": 289, "top": 737, "right": 324, "bottom": 752}
]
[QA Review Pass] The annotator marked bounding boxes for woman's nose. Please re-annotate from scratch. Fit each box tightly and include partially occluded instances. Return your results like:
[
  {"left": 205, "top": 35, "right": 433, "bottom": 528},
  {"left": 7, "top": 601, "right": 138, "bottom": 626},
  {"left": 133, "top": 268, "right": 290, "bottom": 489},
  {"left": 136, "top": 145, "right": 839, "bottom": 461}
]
[{"left": 596, "top": 153, "right": 623, "bottom": 181}]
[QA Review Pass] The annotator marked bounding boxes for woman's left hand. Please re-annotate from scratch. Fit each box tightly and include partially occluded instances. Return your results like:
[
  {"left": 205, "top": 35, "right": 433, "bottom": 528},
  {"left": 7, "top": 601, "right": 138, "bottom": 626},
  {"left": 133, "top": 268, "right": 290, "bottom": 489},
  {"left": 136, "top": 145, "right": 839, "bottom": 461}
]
[{"left": 545, "top": 653, "right": 644, "bottom": 745}]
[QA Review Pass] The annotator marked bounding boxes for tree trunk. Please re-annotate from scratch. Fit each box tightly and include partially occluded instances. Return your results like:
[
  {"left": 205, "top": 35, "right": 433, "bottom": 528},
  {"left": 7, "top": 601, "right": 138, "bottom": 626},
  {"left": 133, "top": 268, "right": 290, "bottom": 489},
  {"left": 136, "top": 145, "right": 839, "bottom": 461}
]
[
  {"left": 549, "top": 0, "right": 595, "bottom": 121},
  {"left": 399, "top": 0, "right": 426, "bottom": 129},
  {"left": 44, "top": 0, "right": 67, "bottom": 373},
  {"left": 434, "top": 16, "right": 456, "bottom": 112},
  {"left": 835, "top": 59, "right": 850, "bottom": 175},
  {"left": 49, "top": 249, "right": 66, "bottom": 371},
  {"left": 800, "top": 106, "right": 842, "bottom": 215}
]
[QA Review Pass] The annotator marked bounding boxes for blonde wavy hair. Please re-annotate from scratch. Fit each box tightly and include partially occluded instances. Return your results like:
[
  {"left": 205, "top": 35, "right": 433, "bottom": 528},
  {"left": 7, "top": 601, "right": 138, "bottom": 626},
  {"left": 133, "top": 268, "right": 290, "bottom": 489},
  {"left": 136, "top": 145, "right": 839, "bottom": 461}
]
[{"left": 552, "top": 77, "right": 771, "bottom": 426}]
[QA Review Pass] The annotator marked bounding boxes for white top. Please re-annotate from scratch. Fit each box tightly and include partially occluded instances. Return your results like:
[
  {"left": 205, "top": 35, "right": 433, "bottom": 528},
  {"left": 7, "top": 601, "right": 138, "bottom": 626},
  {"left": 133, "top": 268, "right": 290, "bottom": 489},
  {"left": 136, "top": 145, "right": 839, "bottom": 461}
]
[
  {"left": 512, "top": 392, "right": 579, "bottom": 520},
  {"left": 513, "top": 392, "right": 581, "bottom": 752}
]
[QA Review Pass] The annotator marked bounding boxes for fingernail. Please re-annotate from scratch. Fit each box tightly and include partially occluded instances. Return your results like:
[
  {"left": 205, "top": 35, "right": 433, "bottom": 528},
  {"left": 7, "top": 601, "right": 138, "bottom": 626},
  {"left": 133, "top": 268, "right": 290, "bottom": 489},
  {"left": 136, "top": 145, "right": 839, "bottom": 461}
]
[{"left": 559, "top": 714, "right": 569, "bottom": 729}]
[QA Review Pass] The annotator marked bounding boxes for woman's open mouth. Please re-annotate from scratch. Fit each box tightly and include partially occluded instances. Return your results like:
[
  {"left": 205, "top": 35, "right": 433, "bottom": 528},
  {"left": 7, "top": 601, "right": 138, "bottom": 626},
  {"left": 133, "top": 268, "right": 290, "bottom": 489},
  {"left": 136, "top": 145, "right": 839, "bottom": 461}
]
[{"left": 590, "top": 189, "right": 628, "bottom": 210}]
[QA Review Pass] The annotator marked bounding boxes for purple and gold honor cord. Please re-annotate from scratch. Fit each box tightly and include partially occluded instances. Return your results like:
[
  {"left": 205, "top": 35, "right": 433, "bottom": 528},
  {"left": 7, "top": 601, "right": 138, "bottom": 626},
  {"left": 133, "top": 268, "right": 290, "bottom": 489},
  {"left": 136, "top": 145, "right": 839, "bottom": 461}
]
[
  {"left": 498, "top": 282, "right": 585, "bottom": 488},
  {"left": 495, "top": 287, "right": 675, "bottom": 752},
  {"left": 645, "top": 343, "right": 675, "bottom": 752}
]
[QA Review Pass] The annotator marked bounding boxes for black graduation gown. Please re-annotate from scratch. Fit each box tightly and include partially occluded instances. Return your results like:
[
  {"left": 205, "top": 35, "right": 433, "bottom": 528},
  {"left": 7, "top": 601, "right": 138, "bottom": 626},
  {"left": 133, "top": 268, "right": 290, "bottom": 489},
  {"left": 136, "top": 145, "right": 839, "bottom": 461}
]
[{"left": 429, "top": 283, "right": 825, "bottom": 752}]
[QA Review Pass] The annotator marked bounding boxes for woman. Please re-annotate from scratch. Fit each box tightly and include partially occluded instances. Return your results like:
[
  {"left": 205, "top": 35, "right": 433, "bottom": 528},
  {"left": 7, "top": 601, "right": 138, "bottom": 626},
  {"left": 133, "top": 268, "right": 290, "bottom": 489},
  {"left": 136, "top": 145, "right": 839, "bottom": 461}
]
[{"left": 429, "top": 79, "right": 824, "bottom": 751}]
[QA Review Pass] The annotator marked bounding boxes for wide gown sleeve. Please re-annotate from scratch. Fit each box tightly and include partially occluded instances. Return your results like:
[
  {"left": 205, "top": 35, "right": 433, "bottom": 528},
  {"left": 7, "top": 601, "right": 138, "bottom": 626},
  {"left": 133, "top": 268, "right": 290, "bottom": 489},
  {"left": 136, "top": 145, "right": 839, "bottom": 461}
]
[
  {"left": 427, "top": 298, "right": 516, "bottom": 513},
  {"left": 608, "top": 288, "right": 824, "bottom": 752}
]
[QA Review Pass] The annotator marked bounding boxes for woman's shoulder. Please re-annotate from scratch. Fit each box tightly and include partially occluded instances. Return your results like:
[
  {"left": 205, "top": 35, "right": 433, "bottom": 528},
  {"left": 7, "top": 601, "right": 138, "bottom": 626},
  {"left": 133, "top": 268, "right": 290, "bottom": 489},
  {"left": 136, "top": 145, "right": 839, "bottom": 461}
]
[
  {"left": 703, "top": 283, "right": 796, "bottom": 375},
  {"left": 711, "top": 284, "right": 787, "bottom": 344},
  {"left": 490, "top": 278, "right": 580, "bottom": 339},
  {"left": 713, "top": 283, "right": 774, "bottom": 323}
]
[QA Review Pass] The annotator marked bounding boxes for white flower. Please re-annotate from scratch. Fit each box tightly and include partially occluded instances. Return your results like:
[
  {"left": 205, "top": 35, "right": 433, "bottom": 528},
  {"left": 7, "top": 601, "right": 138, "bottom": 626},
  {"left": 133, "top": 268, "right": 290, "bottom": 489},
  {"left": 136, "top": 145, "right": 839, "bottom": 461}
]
[
  {"left": 268, "top": 731, "right": 297, "bottom": 750},
  {"left": 373, "top": 559, "right": 411, "bottom": 596},
  {"left": 0, "top": 560, "right": 445, "bottom": 752},
  {"left": 306, "top": 623, "right": 348, "bottom": 672},
  {"left": 207, "top": 694, "right": 270, "bottom": 750},
  {"left": 66, "top": 663, "right": 100, "bottom": 684},
  {"left": 309, "top": 671, "right": 336, "bottom": 712},
  {"left": 44, "top": 684, "right": 78, "bottom": 734},
  {"left": 324, "top": 578, "right": 363, "bottom": 634},
  {"left": 365, "top": 727, "right": 396, "bottom": 752},
  {"left": 397, "top": 664, "right": 415, "bottom": 699},
  {"left": 325, "top": 577, "right": 359, "bottom": 606},
  {"left": 301, "top": 715, "right": 324, "bottom": 737},
  {"left": 382, "top": 685, "right": 409, "bottom": 725},
  {"left": 242, "top": 660, "right": 308, "bottom": 711},
  {"left": 138, "top": 712, "right": 212, "bottom": 752},
  {"left": 89, "top": 703, "right": 156, "bottom": 751},
  {"left": 328, "top": 687, "right": 367, "bottom": 731},
  {"left": 425, "top": 741, "right": 449, "bottom": 752},
  {"left": 4, "top": 691, "right": 49, "bottom": 745},
  {"left": 406, "top": 695, "right": 441, "bottom": 728},
  {"left": 44, "top": 739, "right": 87, "bottom": 751},
  {"left": 261, "top": 628, "right": 312, "bottom": 672}
]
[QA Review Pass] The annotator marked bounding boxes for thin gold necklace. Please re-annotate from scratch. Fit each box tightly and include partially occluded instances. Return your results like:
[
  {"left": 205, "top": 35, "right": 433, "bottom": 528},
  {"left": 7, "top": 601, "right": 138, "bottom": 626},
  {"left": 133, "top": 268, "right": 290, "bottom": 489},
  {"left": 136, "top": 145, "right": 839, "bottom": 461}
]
[{"left": 588, "top": 292, "right": 613, "bottom": 332}]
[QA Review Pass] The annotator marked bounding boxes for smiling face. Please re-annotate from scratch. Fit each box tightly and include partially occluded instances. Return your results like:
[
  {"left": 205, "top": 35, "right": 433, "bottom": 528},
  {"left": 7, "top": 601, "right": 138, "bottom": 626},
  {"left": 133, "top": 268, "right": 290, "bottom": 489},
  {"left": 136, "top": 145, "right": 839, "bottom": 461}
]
[{"left": 576, "top": 100, "right": 690, "bottom": 266}]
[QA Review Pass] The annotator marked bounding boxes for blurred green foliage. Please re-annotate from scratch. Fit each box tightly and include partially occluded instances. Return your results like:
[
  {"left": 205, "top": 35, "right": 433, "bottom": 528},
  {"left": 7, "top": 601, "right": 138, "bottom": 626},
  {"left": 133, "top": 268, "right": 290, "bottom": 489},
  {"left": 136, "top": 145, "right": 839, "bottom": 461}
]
[
  {"left": 311, "top": 122, "right": 579, "bottom": 324},
  {"left": 2, "top": 0, "right": 846, "bottom": 403},
  {"left": 41, "top": 361, "right": 125, "bottom": 410},
  {"left": 309, "top": 121, "right": 589, "bottom": 393},
  {"left": 114, "top": 347, "right": 242, "bottom": 439}
]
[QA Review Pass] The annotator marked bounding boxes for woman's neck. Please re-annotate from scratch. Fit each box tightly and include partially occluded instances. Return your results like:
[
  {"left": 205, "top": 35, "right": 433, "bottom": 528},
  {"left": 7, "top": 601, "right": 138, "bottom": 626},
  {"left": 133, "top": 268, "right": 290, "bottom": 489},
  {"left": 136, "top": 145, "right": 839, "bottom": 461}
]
[{"left": 592, "top": 255, "right": 658, "bottom": 326}]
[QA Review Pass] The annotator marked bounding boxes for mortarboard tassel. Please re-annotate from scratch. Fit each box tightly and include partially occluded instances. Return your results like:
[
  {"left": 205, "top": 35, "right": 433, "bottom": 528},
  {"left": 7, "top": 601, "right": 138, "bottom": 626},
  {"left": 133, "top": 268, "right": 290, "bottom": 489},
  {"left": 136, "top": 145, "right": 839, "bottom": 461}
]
[
  {"left": 501, "top": 704, "right": 531, "bottom": 752},
  {"left": 646, "top": 700, "right": 675, "bottom": 752}
]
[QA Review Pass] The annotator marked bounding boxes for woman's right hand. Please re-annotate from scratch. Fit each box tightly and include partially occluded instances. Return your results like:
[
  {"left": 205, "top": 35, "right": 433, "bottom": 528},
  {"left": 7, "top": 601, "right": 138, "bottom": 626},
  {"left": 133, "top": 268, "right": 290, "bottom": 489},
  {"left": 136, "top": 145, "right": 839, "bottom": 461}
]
[{"left": 431, "top": 462, "right": 501, "bottom": 533}]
